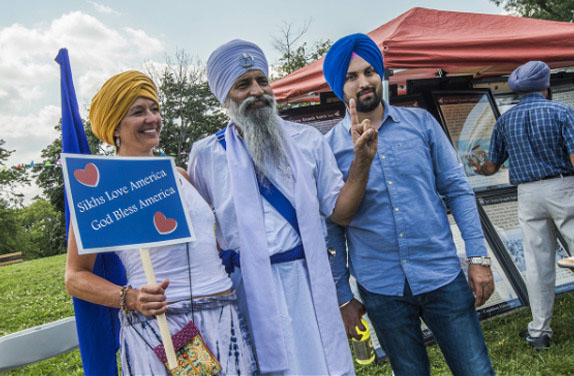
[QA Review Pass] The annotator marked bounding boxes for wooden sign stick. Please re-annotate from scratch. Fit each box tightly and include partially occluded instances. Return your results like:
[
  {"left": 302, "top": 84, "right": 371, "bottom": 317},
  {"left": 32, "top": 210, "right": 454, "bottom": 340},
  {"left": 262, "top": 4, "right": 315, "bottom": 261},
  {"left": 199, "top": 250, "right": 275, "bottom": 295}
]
[{"left": 139, "top": 248, "right": 178, "bottom": 370}]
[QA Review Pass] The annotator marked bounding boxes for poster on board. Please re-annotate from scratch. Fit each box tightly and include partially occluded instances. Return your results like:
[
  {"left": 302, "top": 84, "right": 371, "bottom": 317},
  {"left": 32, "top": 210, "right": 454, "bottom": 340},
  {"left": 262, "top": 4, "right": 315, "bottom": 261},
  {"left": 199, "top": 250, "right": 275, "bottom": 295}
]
[
  {"left": 433, "top": 91, "right": 510, "bottom": 191},
  {"left": 477, "top": 190, "right": 574, "bottom": 295},
  {"left": 448, "top": 214, "right": 523, "bottom": 318},
  {"left": 390, "top": 94, "right": 428, "bottom": 110},
  {"left": 552, "top": 82, "right": 574, "bottom": 108},
  {"left": 280, "top": 103, "right": 345, "bottom": 134},
  {"left": 61, "top": 154, "right": 195, "bottom": 254}
]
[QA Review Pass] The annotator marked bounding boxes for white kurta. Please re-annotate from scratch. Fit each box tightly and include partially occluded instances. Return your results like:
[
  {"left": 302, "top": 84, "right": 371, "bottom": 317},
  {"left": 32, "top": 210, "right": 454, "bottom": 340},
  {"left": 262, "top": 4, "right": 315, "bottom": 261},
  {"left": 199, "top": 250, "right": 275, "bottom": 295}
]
[{"left": 188, "top": 121, "right": 354, "bottom": 375}]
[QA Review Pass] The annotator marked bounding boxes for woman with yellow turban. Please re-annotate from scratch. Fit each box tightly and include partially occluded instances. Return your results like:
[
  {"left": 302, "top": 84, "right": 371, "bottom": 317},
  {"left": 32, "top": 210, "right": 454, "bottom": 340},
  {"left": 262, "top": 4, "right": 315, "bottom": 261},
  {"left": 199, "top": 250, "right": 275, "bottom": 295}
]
[{"left": 65, "top": 71, "right": 257, "bottom": 375}]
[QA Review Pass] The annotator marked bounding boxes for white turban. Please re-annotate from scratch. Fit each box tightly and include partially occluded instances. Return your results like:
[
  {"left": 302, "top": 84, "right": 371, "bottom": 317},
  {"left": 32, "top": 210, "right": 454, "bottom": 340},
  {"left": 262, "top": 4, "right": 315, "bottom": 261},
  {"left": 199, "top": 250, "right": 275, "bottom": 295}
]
[{"left": 206, "top": 39, "right": 269, "bottom": 104}]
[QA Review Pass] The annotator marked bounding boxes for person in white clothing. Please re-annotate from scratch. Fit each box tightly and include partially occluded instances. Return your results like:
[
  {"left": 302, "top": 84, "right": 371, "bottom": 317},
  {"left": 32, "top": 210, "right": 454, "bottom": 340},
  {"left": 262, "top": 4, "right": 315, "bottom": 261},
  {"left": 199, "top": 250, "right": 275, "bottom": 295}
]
[
  {"left": 187, "top": 39, "right": 378, "bottom": 375},
  {"left": 65, "top": 70, "right": 256, "bottom": 375}
]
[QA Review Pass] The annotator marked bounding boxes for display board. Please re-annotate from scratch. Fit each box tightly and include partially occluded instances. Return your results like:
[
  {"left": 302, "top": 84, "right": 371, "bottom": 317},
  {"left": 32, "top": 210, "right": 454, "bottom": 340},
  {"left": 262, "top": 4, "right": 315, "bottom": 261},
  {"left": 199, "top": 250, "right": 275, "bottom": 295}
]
[
  {"left": 448, "top": 214, "right": 523, "bottom": 318},
  {"left": 477, "top": 190, "right": 574, "bottom": 296},
  {"left": 493, "top": 93, "right": 520, "bottom": 115},
  {"left": 433, "top": 91, "right": 510, "bottom": 191},
  {"left": 390, "top": 93, "right": 428, "bottom": 109},
  {"left": 280, "top": 102, "right": 345, "bottom": 134},
  {"left": 550, "top": 82, "right": 574, "bottom": 108},
  {"left": 494, "top": 80, "right": 574, "bottom": 115}
]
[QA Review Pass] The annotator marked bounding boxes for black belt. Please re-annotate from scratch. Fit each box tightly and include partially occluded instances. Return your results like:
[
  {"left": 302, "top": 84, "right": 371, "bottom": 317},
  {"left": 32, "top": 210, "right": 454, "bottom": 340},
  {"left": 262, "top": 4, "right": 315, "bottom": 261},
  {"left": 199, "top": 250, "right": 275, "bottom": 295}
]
[{"left": 541, "top": 172, "right": 574, "bottom": 180}]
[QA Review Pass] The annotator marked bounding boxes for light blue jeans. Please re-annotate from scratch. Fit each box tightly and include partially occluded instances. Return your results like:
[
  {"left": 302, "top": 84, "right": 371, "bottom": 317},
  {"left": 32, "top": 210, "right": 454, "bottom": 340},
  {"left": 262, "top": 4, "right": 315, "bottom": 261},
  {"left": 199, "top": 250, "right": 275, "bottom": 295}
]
[{"left": 359, "top": 272, "right": 494, "bottom": 376}]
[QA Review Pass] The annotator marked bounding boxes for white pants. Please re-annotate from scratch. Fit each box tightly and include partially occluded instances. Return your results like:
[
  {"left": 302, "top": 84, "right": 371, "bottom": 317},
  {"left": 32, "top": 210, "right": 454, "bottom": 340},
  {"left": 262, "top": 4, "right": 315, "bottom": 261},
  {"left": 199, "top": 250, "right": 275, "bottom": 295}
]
[{"left": 518, "top": 176, "right": 574, "bottom": 337}]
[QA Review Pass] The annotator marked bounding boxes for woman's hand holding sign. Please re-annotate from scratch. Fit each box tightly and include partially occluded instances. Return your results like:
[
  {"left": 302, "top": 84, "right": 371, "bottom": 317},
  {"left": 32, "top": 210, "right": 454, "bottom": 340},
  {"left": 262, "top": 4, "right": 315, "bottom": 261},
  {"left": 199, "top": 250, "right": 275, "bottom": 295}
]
[{"left": 135, "top": 279, "right": 169, "bottom": 316}]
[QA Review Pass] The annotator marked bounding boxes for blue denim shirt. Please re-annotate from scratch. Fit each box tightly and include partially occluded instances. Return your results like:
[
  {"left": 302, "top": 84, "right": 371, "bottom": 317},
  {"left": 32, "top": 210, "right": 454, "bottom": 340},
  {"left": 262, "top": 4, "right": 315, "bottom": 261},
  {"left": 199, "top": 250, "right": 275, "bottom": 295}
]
[
  {"left": 488, "top": 93, "right": 574, "bottom": 185},
  {"left": 325, "top": 102, "right": 486, "bottom": 303}
]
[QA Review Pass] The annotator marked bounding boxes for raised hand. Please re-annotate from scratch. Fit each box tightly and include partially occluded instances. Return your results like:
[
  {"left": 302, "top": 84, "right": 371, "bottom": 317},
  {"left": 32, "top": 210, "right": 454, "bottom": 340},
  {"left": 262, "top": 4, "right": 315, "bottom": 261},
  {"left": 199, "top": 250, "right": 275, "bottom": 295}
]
[{"left": 349, "top": 98, "right": 378, "bottom": 161}]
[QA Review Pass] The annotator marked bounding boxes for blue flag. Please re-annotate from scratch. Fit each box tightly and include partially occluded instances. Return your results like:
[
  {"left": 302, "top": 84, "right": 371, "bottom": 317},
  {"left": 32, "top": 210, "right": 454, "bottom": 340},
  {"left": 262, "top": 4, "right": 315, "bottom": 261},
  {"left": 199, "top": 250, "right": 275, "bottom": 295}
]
[{"left": 56, "top": 48, "right": 126, "bottom": 376}]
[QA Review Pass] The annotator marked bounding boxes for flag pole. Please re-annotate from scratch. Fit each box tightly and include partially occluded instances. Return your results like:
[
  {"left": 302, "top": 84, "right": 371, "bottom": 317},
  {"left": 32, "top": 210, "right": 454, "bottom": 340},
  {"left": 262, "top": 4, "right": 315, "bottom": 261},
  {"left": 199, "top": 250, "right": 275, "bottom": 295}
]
[{"left": 56, "top": 48, "right": 126, "bottom": 376}]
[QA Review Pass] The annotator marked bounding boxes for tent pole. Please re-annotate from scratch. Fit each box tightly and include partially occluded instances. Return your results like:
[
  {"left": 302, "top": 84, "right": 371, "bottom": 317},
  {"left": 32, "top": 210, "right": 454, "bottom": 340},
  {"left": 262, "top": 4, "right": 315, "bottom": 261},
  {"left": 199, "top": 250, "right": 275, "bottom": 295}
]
[
  {"left": 383, "top": 69, "right": 392, "bottom": 102},
  {"left": 383, "top": 78, "right": 389, "bottom": 102}
]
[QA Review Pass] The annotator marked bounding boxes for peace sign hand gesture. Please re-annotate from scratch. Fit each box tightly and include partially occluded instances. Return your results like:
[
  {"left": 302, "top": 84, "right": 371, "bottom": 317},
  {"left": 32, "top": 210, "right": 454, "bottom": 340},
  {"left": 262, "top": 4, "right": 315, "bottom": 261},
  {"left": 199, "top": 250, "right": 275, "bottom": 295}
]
[
  {"left": 349, "top": 98, "right": 378, "bottom": 161},
  {"left": 328, "top": 98, "right": 378, "bottom": 226}
]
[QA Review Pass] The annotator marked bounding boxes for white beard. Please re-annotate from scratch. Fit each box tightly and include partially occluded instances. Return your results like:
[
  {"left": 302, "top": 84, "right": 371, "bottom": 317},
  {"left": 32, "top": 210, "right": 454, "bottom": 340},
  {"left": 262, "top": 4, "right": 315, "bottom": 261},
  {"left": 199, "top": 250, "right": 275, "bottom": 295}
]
[{"left": 226, "top": 94, "right": 290, "bottom": 178}]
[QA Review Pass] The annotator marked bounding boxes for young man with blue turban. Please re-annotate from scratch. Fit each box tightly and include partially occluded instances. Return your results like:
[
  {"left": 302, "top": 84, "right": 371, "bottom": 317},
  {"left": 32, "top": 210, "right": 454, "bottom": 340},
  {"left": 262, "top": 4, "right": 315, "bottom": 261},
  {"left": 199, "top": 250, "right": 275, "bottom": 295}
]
[
  {"left": 323, "top": 33, "right": 495, "bottom": 376},
  {"left": 475, "top": 60, "right": 574, "bottom": 350},
  {"left": 187, "top": 39, "right": 378, "bottom": 375}
]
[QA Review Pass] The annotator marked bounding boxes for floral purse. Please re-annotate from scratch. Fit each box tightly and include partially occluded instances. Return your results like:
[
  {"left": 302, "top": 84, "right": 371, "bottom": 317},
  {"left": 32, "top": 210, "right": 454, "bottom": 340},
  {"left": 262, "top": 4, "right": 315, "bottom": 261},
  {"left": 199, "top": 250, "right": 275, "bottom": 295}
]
[{"left": 152, "top": 320, "right": 222, "bottom": 376}]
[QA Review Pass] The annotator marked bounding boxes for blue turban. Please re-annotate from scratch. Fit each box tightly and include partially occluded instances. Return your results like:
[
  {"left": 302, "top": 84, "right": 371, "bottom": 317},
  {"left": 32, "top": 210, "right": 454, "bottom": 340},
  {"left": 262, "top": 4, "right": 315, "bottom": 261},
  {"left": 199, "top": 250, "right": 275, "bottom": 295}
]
[
  {"left": 207, "top": 39, "right": 269, "bottom": 104},
  {"left": 508, "top": 61, "right": 550, "bottom": 93},
  {"left": 323, "top": 33, "right": 384, "bottom": 101}
]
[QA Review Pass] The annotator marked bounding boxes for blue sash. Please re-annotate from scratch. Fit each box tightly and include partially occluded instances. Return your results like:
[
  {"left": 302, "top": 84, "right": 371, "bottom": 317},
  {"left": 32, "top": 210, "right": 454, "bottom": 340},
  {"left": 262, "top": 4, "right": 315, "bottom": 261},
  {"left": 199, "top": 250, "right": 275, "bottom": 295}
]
[
  {"left": 220, "top": 244, "right": 305, "bottom": 274},
  {"left": 215, "top": 128, "right": 303, "bottom": 273},
  {"left": 216, "top": 128, "right": 300, "bottom": 234}
]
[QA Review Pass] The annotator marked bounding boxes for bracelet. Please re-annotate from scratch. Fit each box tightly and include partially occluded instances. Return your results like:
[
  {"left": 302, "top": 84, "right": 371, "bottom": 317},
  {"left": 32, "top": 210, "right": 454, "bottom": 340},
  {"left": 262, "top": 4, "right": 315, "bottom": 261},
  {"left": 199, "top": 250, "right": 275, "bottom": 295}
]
[
  {"left": 339, "top": 300, "right": 352, "bottom": 309},
  {"left": 120, "top": 285, "right": 132, "bottom": 313}
]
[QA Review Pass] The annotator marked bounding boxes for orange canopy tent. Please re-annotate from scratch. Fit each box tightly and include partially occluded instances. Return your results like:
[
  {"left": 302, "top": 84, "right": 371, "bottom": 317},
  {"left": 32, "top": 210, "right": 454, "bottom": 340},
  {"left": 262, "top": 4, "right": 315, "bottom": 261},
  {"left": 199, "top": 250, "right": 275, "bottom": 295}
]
[{"left": 271, "top": 7, "right": 574, "bottom": 102}]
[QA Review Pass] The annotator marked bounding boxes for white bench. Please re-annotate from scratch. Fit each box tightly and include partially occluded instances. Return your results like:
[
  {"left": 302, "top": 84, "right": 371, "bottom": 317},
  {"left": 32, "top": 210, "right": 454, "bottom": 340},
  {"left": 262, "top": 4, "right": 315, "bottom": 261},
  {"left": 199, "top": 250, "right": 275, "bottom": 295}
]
[{"left": 0, "top": 317, "right": 78, "bottom": 371}]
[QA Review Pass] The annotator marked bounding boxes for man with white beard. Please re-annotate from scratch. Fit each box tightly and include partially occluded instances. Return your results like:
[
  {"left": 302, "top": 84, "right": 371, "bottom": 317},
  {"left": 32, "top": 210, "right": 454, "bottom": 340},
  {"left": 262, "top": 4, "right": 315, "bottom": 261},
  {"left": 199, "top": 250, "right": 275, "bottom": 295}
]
[{"left": 187, "top": 39, "right": 377, "bottom": 375}]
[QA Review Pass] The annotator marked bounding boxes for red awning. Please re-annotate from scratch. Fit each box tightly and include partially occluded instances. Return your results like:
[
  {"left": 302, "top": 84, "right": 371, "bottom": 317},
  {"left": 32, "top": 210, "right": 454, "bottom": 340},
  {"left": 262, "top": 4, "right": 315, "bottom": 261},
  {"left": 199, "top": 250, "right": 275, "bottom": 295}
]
[{"left": 271, "top": 7, "right": 574, "bottom": 102}]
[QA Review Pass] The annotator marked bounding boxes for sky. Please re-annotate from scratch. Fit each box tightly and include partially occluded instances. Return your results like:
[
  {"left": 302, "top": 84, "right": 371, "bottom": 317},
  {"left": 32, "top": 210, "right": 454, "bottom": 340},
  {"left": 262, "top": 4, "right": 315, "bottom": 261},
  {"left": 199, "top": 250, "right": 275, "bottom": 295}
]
[{"left": 1, "top": 0, "right": 505, "bottom": 204}]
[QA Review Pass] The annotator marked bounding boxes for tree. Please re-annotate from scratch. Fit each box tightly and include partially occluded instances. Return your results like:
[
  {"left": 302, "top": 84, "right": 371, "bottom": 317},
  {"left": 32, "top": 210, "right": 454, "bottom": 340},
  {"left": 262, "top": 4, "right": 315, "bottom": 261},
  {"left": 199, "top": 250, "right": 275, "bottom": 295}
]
[
  {"left": 0, "top": 201, "right": 31, "bottom": 255},
  {"left": 30, "top": 119, "right": 103, "bottom": 256},
  {"left": 491, "top": 0, "right": 574, "bottom": 22},
  {"left": 147, "top": 50, "right": 227, "bottom": 168},
  {"left": 18, "top": 199, "right": 66, "bottom": 259},
  {"left": 33, "top": 121, "right": 104, "bottom": 215},
  {"left": 0, "top": 140, "right": 34, "bottom": 256},
  {"left": 272, "top": 20, "right": 332, "bottom": 78},
  {"left": 0, "top": 139, "right": 29, "bottom": 207}
]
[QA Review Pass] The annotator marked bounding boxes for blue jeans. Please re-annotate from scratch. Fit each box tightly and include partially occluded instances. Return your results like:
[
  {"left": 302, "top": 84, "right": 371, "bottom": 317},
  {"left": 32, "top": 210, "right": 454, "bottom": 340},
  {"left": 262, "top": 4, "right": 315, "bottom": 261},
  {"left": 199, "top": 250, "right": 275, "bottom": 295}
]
[{"left": 359, "top": 272, "right": 494, "bottom": 376}]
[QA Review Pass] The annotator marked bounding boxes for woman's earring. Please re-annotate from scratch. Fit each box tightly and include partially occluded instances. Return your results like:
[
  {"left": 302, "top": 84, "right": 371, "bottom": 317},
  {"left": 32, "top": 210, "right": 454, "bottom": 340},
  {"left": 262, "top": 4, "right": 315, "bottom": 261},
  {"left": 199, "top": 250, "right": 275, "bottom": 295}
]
[{"left": 115, "top": 137, "right": 121, "bottom": 148}]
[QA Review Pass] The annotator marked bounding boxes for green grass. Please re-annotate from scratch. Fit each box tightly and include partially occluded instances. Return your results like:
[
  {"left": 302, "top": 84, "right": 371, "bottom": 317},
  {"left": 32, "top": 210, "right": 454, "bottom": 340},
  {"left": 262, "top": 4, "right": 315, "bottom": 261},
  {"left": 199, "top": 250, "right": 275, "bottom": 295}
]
[
  {"left": 0, "top": 254, "right": 83, "bottom": 375},
  {"left": 2, "top": 255, "right": 574, "bottom": 375}
]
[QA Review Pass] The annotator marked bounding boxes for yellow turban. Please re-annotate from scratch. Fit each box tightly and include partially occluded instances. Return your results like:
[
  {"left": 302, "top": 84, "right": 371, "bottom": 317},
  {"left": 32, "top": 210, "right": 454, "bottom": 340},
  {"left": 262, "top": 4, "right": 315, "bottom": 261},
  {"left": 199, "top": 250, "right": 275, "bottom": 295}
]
[{"left": 89, "top": 70, "right": 159, "bottom": 146}]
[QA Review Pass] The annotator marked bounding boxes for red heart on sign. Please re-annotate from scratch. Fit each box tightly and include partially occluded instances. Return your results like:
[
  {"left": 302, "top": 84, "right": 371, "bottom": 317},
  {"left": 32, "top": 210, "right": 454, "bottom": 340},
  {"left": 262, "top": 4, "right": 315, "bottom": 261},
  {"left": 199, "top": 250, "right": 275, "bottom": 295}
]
[
  {"left": 74, "top": 163, "right": 99, "bottom": 187},
  {"left": 153, "top": 212, "right": 178, "bottom": 235}
]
